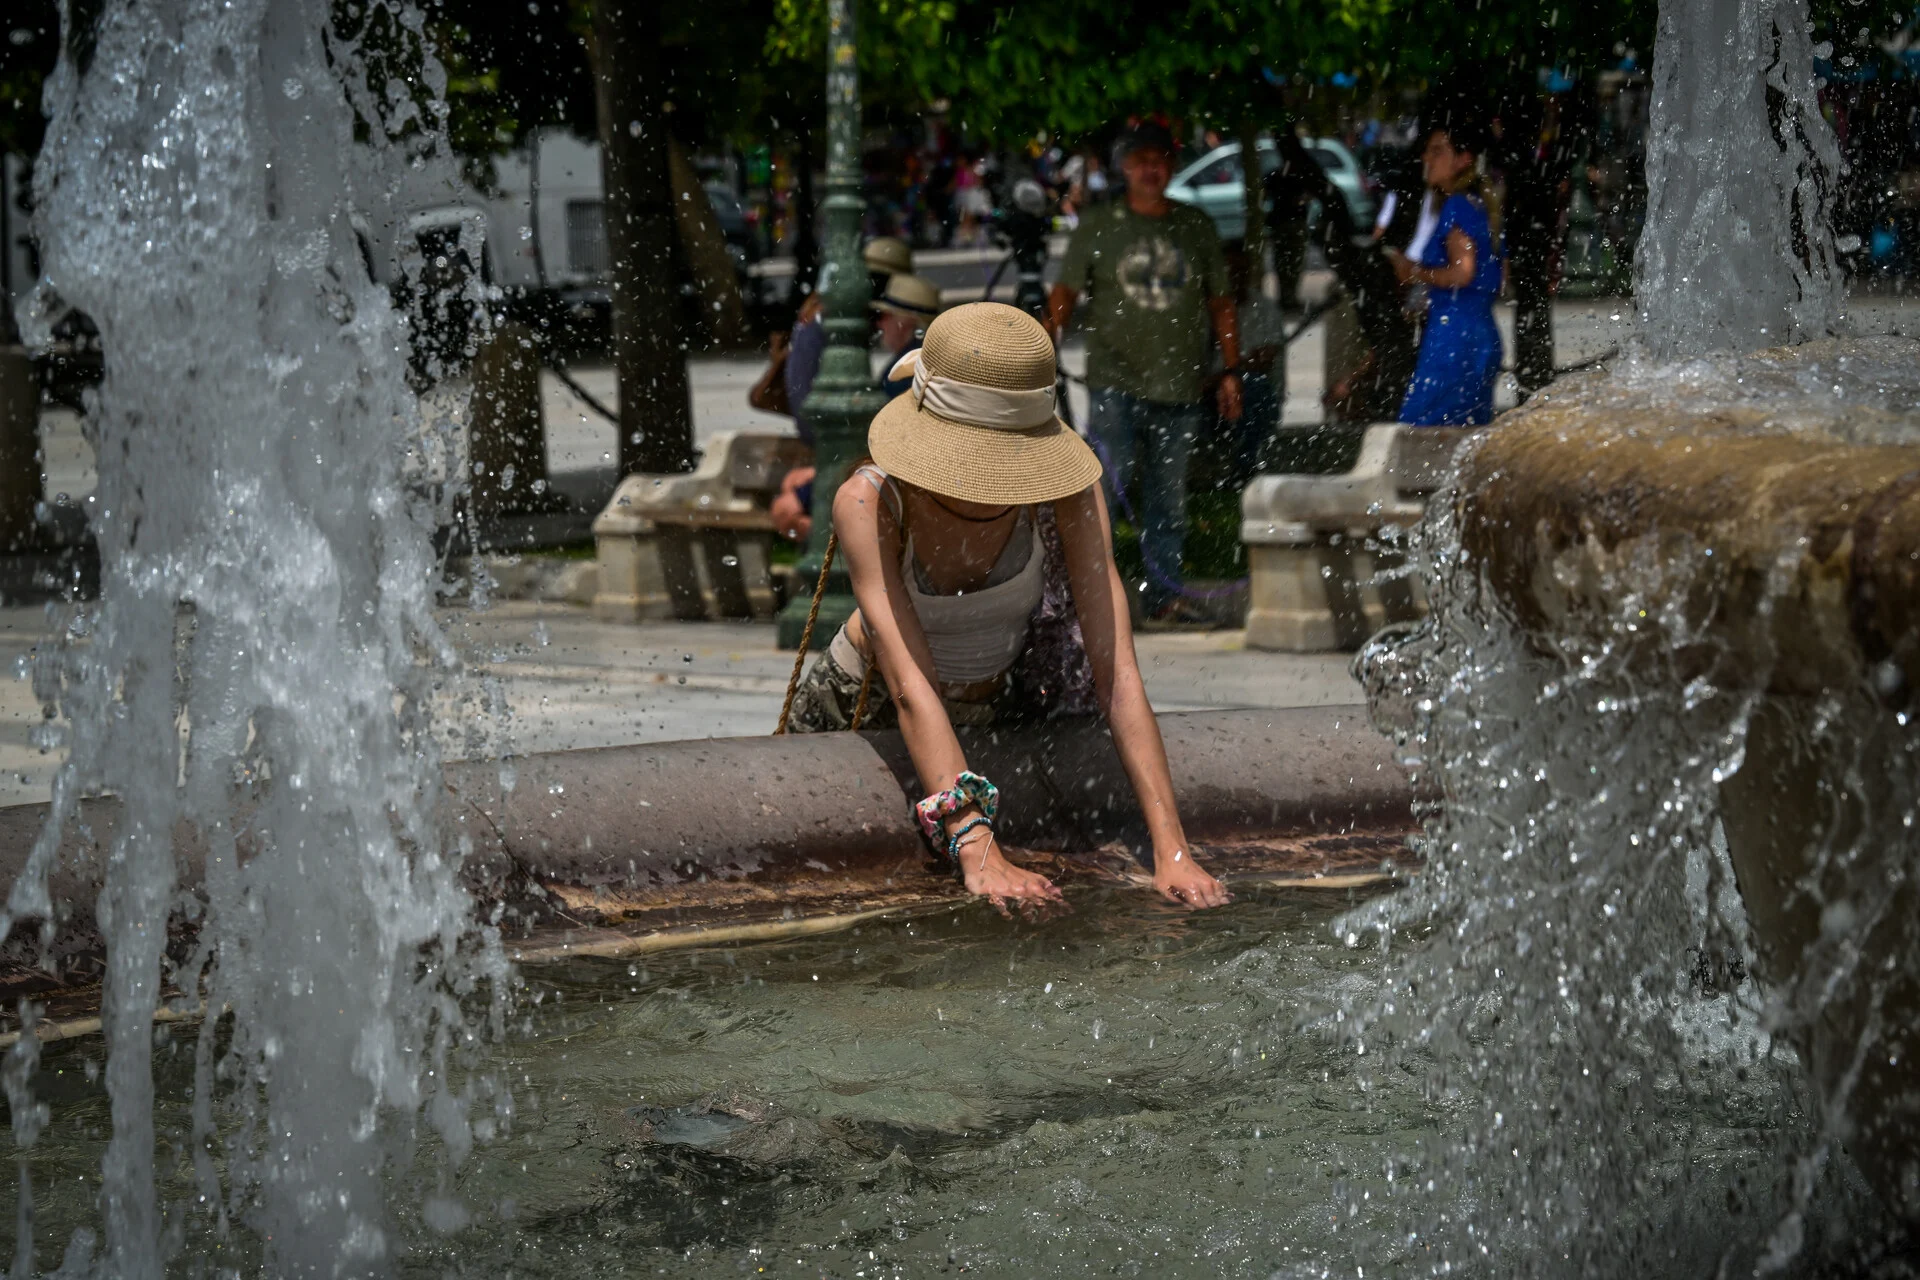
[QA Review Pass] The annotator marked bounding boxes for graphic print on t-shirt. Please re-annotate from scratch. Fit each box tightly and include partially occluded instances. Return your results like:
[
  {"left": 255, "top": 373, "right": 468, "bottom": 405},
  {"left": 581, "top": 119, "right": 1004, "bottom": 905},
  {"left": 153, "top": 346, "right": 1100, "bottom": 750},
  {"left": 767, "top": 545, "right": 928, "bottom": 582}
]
[{"left": 1116, "top": 235, "right": 1189, "bottom": 312}]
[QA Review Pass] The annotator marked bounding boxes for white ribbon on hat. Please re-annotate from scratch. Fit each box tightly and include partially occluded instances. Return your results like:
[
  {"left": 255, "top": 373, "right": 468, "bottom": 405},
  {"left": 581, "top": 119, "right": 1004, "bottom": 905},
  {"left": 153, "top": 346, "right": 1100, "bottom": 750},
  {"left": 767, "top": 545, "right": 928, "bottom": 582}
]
[{"left": 888, "top": 349, "right": 1057, "bottom": 431}]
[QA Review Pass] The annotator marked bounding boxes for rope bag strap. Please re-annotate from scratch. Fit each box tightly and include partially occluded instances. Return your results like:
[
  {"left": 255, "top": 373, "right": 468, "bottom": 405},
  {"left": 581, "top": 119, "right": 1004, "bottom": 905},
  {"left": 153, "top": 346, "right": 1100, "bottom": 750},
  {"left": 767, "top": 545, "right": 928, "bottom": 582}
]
[{"left": 774, "top": 531, "right": 878, "bottom": 735}]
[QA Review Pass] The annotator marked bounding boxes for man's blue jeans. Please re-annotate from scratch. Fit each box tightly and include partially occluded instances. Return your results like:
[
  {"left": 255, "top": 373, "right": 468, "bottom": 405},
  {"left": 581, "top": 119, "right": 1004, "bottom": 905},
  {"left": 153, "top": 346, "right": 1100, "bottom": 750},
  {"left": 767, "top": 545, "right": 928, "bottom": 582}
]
[{"left": 1086, "top": 386, "right": 1203, "bottom": 614}]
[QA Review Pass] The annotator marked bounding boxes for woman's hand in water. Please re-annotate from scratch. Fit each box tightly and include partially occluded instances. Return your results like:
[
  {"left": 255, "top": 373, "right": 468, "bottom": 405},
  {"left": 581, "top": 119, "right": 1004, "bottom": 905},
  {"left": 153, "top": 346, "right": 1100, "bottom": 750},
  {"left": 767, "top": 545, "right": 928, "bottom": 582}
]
[
  {"left": 1154, "top": 849, "right": 1231, "bottom": 910},
  {"left": 955, "top": 831, "right": 1064, "bottom": 914}
]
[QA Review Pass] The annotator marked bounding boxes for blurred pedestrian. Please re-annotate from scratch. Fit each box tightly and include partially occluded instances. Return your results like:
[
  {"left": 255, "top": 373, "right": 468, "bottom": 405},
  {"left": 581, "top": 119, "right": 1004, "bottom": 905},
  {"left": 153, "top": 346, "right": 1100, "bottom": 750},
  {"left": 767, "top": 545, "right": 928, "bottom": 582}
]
[
  {"left": 1369, "top": 142, "right": 1443, "bottom": 365},
  {"left": 1047, "top": 120, "right": 1241, "bottom": 623},
  {"left": 927, "top": 151, "right": 958, "bottom": 246},
  {"left": 1371, "top": 149, "right": 1441, "bottom": 258},
  {"left": 760, "top": 238, "right": 914, "bottom": 541},
  {"left": 1388, "top": 122, "right": 1503, "bottom": 427},
  {"left": 954, "top": 154, "right": 993, "bottom": 247},
  {"left": 873, "top": 273, "right": 941, "bottom": 398},
  {"left": 1219, "top": 239, "right": 1283, "bottom": 488},
  {"left": 1084, "top": 151, "right": 1110, "bottom": 204},
  {"left": 783, "top": 236, "right": 912, "bottom": 445}
]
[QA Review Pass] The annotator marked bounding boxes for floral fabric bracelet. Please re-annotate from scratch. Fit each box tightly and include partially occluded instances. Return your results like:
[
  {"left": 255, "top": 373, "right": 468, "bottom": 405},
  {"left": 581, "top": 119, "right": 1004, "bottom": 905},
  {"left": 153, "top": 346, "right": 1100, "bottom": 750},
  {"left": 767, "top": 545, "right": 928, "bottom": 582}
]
[{"left": 914, "top": 770, "right": 1001, "bottom": 845}]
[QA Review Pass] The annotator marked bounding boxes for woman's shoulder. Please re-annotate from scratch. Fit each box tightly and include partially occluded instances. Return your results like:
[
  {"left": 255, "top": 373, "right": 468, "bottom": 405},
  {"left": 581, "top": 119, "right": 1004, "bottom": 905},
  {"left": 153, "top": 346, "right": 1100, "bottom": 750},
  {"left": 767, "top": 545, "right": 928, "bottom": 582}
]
[
  {"left": 834, "top": 465, "right": 900, "bottom": 520},
  {"left": 1043, "top": 484, "right": 1105, "bottom": 539},
  {"left": 1442, "top": 192, "right": 1491, "bottom": 234}
]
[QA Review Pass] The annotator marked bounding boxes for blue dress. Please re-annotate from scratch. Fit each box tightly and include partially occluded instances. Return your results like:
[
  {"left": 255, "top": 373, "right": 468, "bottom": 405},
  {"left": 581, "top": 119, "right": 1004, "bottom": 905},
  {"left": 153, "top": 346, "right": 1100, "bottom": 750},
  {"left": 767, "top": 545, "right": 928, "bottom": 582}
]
[{"left": 1399, "top": 193, "right": 1503, "bottom": 427}]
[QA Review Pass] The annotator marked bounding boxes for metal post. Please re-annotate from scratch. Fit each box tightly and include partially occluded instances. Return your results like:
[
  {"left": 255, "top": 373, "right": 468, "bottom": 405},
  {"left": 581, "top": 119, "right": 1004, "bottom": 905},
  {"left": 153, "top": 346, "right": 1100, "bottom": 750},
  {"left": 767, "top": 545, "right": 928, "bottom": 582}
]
[{"left": 776, "top": 0, "right": 886, "bottom": 648}]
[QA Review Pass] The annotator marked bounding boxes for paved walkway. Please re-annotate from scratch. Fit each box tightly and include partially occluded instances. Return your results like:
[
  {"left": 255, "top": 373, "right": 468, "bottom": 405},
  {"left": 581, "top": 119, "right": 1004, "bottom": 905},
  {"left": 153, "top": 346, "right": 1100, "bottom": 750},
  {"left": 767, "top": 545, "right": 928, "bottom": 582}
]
[
  {"left": 0, "top": 601, "right": 1362, "bottom": 809},
  {"left": 524, "top": 293, "right": 1642, "bottom": 481},
  {"left": 38, "top": 295, "right": 1920, "bottom": 509},
  {"left": 436, "top": 602, "right": 1360, "bottom": 758},
  {"left": 37, "top": 295, "right": 1644, "bottom": 510}
]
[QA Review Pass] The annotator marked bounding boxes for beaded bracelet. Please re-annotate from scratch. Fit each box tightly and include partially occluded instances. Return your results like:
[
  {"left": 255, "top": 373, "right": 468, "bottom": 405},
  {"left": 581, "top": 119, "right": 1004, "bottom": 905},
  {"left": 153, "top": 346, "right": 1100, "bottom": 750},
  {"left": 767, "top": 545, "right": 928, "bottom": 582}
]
[
  {"left": 944, "top": 815, "right": 995, "bottom": 864},
  {"left": 914, "top": 771, "right": 1001, "bottom": 845}
]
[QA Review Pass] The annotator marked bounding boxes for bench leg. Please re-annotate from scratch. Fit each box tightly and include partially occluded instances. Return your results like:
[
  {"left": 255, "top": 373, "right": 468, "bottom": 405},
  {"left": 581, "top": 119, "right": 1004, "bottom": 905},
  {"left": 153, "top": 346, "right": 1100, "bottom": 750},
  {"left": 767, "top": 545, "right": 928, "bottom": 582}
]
[
  {"left": 592, "top": 527, "right": 677, "bottom": 621},
  {"left": 660, "top": 529, "right": 707, "bottom": 620},
  {"left": 1368, "top": 544, "right": 1425, "bottom": 626},
  {"left": 700, "top": 528, "right": 755, "bottom": 619},
  {"left": 735, "top": 533, "right": 779, "bottom": 619},
  {"left": 1245, "top": 539, "right": 1375, "bottom": 651}
]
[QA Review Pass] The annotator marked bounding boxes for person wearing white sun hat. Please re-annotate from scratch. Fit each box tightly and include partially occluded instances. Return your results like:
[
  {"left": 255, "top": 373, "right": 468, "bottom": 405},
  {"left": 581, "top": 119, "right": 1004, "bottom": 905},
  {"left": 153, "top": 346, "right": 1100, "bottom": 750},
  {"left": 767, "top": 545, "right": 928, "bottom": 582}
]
[
  {"left": 769, "top": 273, "right": 942, "bottom": 543},
  {"left": 871, "top": 272, "right": 942, "bottom": 398},
  {"left": 780, "top": 302, "right": 1230, "bottom": 913}
]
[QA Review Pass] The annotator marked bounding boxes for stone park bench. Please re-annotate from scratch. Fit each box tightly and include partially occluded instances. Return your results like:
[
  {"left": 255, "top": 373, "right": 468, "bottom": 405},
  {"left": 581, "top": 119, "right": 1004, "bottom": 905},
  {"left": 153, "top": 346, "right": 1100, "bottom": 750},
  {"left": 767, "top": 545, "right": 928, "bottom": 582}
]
[
  {"left": 592, "top": 432, "right": 812, "bottom": 621},
  {"left": 1240, "top": 425, "right": 1478, "bottom": 651}
]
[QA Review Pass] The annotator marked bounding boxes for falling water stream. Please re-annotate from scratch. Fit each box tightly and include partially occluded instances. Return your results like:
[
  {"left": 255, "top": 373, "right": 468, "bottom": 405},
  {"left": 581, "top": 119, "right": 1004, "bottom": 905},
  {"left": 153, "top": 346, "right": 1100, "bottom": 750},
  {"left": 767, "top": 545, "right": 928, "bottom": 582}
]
[
  {"left": 8, "top": 0, "right": 500, "bottom": 1274},
  {"left": 5, "top": 0, "right": 1919, "bottom": 1275},
  {"left": 1636, "top": 0, "right": 1845, "bottom": 357},
  {"left": 1341, "top": 0, "right": 1919, "bottom": 1271},
  {"left": 1348, "top": 343, "right": 1920, "bottom": 1274}
]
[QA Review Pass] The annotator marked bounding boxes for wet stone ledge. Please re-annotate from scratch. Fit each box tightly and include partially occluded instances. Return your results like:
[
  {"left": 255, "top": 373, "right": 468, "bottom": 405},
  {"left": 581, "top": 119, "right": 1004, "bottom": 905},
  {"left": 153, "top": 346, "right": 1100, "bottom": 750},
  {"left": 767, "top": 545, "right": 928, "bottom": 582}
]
[{"left": 0, "top": 707, "right": 1416, "bottom": 1037}]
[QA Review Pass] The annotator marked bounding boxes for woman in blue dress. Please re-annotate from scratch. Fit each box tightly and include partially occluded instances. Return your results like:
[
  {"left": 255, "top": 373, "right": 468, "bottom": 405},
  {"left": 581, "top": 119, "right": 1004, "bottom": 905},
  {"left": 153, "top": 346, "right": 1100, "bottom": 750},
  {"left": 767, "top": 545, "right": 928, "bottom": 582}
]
[{"left": 1390, "top": 126, "right": 1503, "bottom": 426}]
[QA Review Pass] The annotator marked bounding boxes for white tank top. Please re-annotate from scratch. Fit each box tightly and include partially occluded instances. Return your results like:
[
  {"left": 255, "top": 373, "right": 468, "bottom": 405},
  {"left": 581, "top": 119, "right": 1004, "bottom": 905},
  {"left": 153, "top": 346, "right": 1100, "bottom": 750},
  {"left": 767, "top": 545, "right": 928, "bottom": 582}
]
[{"left": 828, "top": 466, "right": 1045, "bottom": 685}]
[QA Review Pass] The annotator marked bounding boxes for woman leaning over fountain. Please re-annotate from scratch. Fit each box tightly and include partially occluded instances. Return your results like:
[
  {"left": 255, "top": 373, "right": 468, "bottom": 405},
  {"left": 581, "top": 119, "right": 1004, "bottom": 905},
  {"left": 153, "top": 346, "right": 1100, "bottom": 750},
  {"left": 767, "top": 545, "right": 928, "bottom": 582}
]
[{"left": 782, "top": 302, "right": 1229, "bottom": 912}]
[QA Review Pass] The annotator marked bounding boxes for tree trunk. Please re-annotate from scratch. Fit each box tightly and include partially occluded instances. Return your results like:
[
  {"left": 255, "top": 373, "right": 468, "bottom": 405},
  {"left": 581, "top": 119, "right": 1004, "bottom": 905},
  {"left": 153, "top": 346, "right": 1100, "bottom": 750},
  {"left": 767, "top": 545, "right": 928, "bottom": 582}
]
[
  {"left": 589, "top": 0, "right": 694, "bottom": 476},
  {"left": 1507, "top": 171, "right": 1559, "bottom": 396},
  {"left": 1270, "top": 131, "right": 1415, "bottom": 421},
  {"left": 1238, "top": 115, "right": 1265, "bottom": 265},
  {"left": 0, "top": 157, "right": 21, "bottom": 346},
  {"left": 667, "top": 136, "right": 752, "bottom": 350}
]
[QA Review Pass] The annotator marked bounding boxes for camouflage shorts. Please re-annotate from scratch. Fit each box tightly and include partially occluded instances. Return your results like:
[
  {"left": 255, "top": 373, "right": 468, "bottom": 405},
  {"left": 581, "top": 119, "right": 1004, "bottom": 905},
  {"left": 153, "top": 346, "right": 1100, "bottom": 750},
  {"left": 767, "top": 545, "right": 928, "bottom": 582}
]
[
  {"left": 784, "top": 651, "right": 900, "bottom": 734},
  {"left": 784, "top": 651, "right": 1027, "bottom": 734}
]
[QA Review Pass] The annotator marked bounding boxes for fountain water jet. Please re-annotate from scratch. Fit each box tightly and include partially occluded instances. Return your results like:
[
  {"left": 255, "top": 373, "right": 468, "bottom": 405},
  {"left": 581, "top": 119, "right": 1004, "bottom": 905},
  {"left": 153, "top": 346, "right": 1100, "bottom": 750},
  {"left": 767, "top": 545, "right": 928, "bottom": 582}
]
[
  {"left": 11, "top": 0, "right": 498, "bottom": 1271},
  {"left": 1347, "top": 0, "right": 1920, "bottom": 1271},
  {"left": 1637, "top": 0, "right": 1846, "bottom": 357}
]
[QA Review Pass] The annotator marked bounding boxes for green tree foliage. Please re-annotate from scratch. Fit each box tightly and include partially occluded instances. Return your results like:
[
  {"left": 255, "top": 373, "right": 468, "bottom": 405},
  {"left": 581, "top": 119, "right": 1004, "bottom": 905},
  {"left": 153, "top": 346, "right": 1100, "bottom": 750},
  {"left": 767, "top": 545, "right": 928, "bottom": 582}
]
[
  {"left": 433, "top": 0, "right": 1916, "bottom": 180},
  {"left": 1377, "top": 0, "right": 1654, "bottom": 82},
  {"left": 767, "top": 0, "right": 1391, "bottom": 138},
  {"left": 428, "top": 0, "right": 825, "bottom": 165},
  {"left": 647, "top": 0, "right": 825, "bottom": 146},
  {"left": 444, "top": 0, "right": 598, "bottom": 153}
]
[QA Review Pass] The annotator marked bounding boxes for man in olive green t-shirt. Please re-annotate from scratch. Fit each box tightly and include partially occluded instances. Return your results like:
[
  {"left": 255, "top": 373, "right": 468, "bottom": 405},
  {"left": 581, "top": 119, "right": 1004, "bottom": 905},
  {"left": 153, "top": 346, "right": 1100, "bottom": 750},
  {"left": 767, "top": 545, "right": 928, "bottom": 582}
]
[{"left": 1048, "top": 121, "right": 1241, "bottom": 620}]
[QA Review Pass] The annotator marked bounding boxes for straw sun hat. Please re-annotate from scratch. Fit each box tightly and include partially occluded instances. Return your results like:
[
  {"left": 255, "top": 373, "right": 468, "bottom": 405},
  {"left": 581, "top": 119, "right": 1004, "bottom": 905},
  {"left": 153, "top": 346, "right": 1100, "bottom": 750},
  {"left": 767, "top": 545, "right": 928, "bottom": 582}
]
[
  {"left": 861, "top": 236, "right": 913, "bottom": 277},
  {"left": 869, "top": 302, "right": 1102, "bottom": 506},
  {"left": 870, "top": 273, "right": 941, "bottom": 321}
]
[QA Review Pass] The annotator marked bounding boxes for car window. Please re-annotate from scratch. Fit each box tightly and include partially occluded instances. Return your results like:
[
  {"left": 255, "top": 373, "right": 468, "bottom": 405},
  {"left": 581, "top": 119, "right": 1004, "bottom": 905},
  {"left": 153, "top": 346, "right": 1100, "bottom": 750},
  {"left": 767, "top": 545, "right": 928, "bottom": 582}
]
[
  {"left": 1311, "top": 147, "right": 1347, "bottom": 177},
  {"left": 566, "top": 199, "right": 609, "bottom": 275},
  {"left": 1190, "top": 156, "right": 1240, "bottom": 187}
]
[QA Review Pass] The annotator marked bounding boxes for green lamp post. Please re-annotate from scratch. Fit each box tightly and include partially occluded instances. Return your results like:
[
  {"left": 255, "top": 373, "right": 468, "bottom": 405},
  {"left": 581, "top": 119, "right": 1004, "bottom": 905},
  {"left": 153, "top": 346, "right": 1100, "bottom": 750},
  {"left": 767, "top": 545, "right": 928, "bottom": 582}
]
[{"left": 776, "top": 0, "right": 887, "bottom": 649}]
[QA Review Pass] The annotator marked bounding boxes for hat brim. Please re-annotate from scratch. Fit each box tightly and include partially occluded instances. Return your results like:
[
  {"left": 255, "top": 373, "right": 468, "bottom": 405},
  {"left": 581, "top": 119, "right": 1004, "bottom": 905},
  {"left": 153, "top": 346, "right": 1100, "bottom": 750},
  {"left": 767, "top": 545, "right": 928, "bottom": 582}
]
[
  {"left": 868, "top": 391, "right": 1103, "bottom": 506},
  {"left": 870, "top": 300, "right": 939, "bottom": 319}
]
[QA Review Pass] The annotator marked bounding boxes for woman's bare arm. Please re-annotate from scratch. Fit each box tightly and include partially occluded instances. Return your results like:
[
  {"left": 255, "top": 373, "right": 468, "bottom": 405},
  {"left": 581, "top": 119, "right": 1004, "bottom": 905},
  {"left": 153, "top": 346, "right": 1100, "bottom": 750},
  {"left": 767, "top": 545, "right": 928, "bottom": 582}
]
[
  {"left": 1053, "top": 487, "right": 1230, "bottom": 909},
  {"left": 832, "top": 477, "right": 952, "bottom": 779},
  {"left": 832, "top": 477, "right": 1062, "bottom": 906},
  {"left": 1388, "top": 226, "right": 1477, "bottom": 290}
]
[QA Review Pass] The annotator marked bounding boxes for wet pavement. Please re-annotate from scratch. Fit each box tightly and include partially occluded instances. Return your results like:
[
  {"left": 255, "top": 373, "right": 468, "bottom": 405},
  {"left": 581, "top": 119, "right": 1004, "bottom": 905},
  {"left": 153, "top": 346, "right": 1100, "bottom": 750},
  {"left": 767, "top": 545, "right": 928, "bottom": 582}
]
[
  {"left": 0, "top": 601, "right": 1362, "bottom": 808},
  {"left": 434, "top": 603, "right": 1362, "bottom": 761}
]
